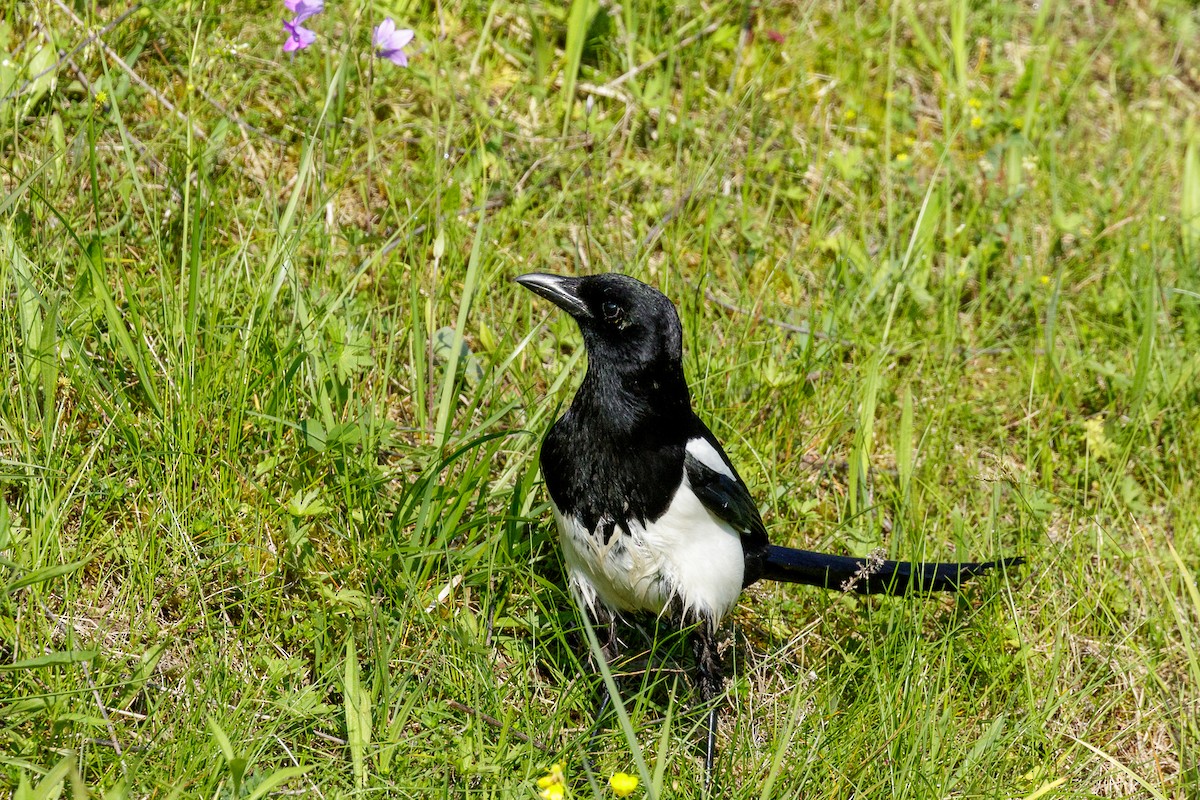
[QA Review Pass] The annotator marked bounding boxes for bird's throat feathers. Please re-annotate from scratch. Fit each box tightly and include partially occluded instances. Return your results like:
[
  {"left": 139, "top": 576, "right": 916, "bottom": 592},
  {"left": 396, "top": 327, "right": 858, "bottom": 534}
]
[{"left": 576, "top": 355, "right": 691, "bottom": 433}]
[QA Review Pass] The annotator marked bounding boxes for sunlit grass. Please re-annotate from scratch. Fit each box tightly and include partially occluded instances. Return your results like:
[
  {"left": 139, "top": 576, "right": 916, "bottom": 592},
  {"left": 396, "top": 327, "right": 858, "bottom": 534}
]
[{"left": 1, "top": 0, "right": 1198, "bottom": 796}]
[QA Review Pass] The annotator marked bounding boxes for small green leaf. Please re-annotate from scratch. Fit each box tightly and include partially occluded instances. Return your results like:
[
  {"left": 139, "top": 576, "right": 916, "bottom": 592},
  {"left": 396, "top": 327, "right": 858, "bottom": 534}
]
[
  {"left": 243, "top": 766, "right": 315, "bottom": 800},
  {"left": 433, "top": 326, "right": 485, "bottom": 387},
  {"left": 20, "top": 41, "right": 57, "bottom": 117},
  {"left": 710, "top": 24, "right": 741, "bottom": 50},
  {"left": 285, "top": 489, "right": 331, "bottom": 518},
  {"left": 432, "top": 228, "right": 446, "bottom": 262},
  {"left": 1082, "top": 416, "right": 1114, "bottom": 461},
  {"left": 254, "top": 454, "right": 284, "bottom": 477},
  {"left": 326, "top": 421, "right": 362, "bottom": 447},
  {"left": 301, "top": 418, "right": 327, "bottom": 452}
]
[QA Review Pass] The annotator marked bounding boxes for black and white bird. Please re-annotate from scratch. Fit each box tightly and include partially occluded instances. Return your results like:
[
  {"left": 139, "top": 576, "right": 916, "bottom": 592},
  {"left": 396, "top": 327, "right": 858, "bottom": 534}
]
[{"left": 516, "top": 272, "right": 1021, "bottom": 782}]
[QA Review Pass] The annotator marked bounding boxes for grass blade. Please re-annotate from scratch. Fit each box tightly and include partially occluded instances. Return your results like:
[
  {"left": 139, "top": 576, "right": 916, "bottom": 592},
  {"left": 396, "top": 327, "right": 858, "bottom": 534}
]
[
  {"left": 433, "top": 194, "right": 488, "bottom": 451},
  {"left": 573, "top": 588, "right": 657, "bottom": 800},
  {"left": 345, "top": 633, "right": 372, "bottom": 788},
  {"left": 1182, "top": 131, "right": 1200, "bottom": 261},
  {"left": 0, "top": 650, "right": 97, "bottom": 672},
  {"left": 1130, "top": 267, "right": 1156, "bottom": 414},
  {"left": 561, "top": 0, "right": 599, "bottom": 136}
]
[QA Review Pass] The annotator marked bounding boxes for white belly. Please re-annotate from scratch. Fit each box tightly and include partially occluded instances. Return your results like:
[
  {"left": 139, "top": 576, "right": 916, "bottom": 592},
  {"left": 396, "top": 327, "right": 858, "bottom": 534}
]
[{"left": 552, "top": 475, "right": 745, "bottom": 628}]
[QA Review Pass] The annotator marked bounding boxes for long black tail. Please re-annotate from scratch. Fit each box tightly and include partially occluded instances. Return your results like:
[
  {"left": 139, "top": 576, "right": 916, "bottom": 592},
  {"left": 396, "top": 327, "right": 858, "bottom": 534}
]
[{"left": 760, "top": 546, "right": 1023, "bottom": 595}]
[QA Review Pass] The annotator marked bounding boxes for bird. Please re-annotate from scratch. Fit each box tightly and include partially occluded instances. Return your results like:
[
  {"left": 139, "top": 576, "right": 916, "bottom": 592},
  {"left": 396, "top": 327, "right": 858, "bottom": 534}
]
[{"left": 515, "top": 271, "right": 1022, "bottom": 786}]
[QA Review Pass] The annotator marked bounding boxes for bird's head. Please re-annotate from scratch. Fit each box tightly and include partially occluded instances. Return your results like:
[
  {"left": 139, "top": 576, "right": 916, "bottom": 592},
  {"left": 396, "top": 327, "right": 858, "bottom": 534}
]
[{"left": 515, "top": 273, "right": 684, "bottom": 373}]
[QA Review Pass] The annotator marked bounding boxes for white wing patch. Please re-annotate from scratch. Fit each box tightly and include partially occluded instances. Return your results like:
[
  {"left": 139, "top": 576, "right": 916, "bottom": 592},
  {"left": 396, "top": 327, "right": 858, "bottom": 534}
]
[
  {"left": 551, "top": 477, "right": 744, "bottom": 629},
  {"left": 685, "top": 437, "right": 735, "bottom": 480}
]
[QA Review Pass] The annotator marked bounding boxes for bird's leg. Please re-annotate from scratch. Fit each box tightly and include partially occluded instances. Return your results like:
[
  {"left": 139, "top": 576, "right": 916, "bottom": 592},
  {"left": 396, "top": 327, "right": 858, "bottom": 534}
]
[
  {"left": 597, "top": 607, "right": 621, "bottom": 664},
  {"left": 587, "top": 688, "right": 611, "bottom": 751},
  {"left": 688, "top": 620, "right": 723, "bottom": 793}
]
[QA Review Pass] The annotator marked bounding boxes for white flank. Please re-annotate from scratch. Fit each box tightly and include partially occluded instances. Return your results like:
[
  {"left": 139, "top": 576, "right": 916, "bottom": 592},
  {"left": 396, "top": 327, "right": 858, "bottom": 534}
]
[
  {"left": 685, "top": 437, "right": 735, "bottom": 479},
  {"left": 552, "top": 476, "right": 744, "bottom": 629}
]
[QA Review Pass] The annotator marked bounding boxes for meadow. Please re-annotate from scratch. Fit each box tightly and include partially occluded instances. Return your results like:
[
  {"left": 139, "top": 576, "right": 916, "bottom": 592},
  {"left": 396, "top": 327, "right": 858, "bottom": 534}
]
[{"left": 2, "top": 0, "right": 1199, "bottom": 796}]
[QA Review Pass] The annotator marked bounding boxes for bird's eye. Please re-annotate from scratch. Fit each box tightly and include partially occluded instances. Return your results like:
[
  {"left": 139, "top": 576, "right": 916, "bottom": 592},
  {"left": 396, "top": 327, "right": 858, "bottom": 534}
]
[{"left": 601, "top": 301, "right": 624, "bottom": 323}]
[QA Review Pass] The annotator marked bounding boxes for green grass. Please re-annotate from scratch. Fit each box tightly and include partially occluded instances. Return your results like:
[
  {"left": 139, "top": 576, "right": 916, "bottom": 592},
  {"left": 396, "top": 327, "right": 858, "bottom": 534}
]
[{"left": 2, "top": 0, "right": 1199, "bottom": 796}]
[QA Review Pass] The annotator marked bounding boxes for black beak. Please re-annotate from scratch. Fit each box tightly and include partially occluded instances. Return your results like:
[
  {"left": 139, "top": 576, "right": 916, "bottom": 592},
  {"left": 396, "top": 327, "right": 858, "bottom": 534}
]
[{"left": 514, "top": 273, "right": 591, "bottom": 319}]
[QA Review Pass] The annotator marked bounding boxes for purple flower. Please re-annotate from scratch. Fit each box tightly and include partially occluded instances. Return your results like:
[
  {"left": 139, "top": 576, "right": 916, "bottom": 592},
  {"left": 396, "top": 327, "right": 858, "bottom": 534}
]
[
  {"left": 284, "top": 0, "right": 323, "bottom": 23},
  {"left": 282, "top": 18, "right": 316, "bottom": 52},
  {"left": 373, "top": 18, "right": 414, "bottom": 66}
]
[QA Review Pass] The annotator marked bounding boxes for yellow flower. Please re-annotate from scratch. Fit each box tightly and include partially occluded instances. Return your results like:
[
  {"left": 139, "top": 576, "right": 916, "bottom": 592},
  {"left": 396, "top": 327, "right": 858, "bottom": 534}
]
[
  {"left": 536, "top": 763, "right": 564, "bottom": 788},
  {"left": 92, "top": 90, "right": 108, "bottom": 110},
  {"left": 970, "top": 115, "right": 984, "bottom": 129},
  {"left": 609, "top": 772, "right": 639, "bottom": 797},
  {"left": 537, "top": 763, "right": 565, "bottom": 799},
  {"left": 967, "top": 97, "right": 983, "bottom": 110},
  {"left": 842, "top": 109, "right": 856, "bottom": 122},
  {"left": 894, "top": 152, "right": 910, "bottom": 164},
  {"left": 1038, "top": 275, "right": 1051, "bottom": 286}
]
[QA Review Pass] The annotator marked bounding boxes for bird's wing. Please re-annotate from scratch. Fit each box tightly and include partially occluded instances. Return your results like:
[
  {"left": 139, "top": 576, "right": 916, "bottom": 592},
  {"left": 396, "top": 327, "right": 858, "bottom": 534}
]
[{"left": 682, "top": 431, "right": 769, "bottom": 551}]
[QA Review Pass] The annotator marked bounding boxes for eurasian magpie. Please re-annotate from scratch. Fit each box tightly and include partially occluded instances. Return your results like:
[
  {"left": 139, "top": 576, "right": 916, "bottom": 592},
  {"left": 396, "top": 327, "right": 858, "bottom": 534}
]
[{"left": 516, "top": 271, "right": 1021, "bottom": 782}]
